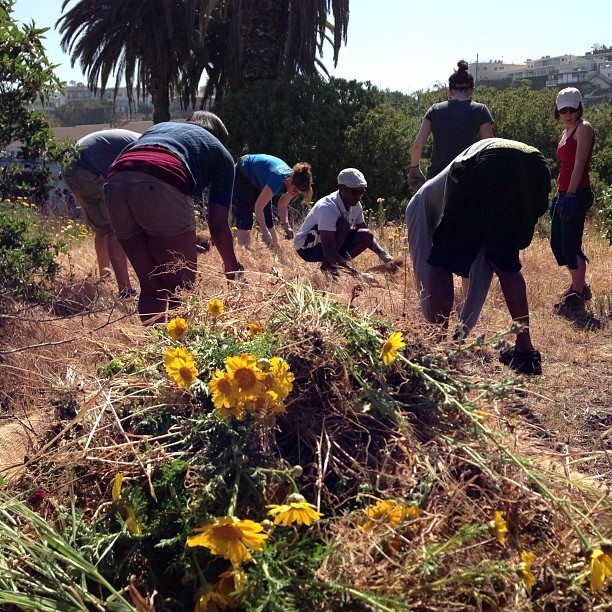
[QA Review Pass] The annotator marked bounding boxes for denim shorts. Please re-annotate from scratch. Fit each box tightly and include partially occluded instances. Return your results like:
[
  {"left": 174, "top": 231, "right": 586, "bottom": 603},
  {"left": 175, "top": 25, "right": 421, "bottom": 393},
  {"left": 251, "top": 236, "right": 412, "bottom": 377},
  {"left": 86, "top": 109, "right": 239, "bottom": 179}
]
[{"left": 549, "top": 187, "right": 593, "bottom": 269}]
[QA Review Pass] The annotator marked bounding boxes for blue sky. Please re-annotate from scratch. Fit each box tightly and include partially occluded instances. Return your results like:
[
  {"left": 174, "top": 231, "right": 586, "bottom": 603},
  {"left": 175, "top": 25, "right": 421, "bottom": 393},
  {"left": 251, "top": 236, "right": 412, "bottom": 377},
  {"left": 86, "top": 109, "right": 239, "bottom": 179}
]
[{"left": 12, "top": 0, "right": 612, "bottom": 92}]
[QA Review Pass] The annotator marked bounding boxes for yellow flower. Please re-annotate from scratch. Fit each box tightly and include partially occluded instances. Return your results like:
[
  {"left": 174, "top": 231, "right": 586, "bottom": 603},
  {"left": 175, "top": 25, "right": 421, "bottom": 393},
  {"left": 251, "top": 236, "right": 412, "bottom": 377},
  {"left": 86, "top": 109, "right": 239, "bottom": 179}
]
[
  {"left": 380, "top": 331, "right": 405, "bottom": 365},
  {"left": 590, "top": 548, "right": 612, "bottom": 591},
  {"left": 164, "top": 347, "right": 198, "bottom": 389},
  {"left": 520, "top": 550, "right": 536, "bottom": 593},
  {"left": 167, "top": 317, "right": 188, "bottom": 341},
  {"left": 267, "top": 494, "right": 323, "bottom": 527},
  {"left": 493, "top": 511, "right": 508, "bottom": 546},
  {"left": 187, "top": 516, "right": 268, "bottom": 566},
  {"left": 208, "top": 299, "right": 225, "bottom": 317},
  {"left": 208, "top": 368, "right": 243, "bottom": 420},
  {"left": 225, "top": 354, "right": 265, "bottom": 397},
  {"left": 112, "top": 473, "right": 123, "bottom": 502},
  {"left": 260, "top": 357, "right": 294, "bottom": 400},
  {"left": 216, "top": 568, "right": 247, "bottom": 598},
  {"left": 247, "top": 321, "right": 262, "bottom": 335},
  {"left": 361, "top": 499, "right": 419, "bottom": 532},
  {"left": 124, "top": 506, "right": 143, "bottom": 536},
  {"left": 111, "top": 473, "right": 142, "bottom": 535},
  {"left": 194, "top": 587, "right": 233, "bottom": 612}
]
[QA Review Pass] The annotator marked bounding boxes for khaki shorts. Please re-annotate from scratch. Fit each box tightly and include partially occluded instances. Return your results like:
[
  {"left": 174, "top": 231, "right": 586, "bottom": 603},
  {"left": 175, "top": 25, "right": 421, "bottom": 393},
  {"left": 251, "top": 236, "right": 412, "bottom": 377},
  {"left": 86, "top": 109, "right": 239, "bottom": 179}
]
[
  {"left": 62, "top": 165, "right": 111, "bottom": 235},
  {"left": 104, "top": 171, "right": 196, "bottom": 240}
]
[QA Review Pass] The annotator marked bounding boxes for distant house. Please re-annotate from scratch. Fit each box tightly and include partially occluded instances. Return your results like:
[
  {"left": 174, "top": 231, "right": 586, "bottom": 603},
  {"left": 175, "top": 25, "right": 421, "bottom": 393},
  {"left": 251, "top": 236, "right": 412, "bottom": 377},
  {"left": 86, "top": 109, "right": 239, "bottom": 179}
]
[{"left": 469, "top": 48, "right": 612, "bottom": 103}]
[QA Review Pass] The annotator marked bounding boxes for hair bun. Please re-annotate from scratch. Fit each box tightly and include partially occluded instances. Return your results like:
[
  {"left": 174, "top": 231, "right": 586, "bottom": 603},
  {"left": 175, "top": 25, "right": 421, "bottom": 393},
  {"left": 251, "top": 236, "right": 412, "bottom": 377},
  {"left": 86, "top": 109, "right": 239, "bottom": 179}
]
[{"left": 457, "top": 59, "right": 468, "bottom": 72}]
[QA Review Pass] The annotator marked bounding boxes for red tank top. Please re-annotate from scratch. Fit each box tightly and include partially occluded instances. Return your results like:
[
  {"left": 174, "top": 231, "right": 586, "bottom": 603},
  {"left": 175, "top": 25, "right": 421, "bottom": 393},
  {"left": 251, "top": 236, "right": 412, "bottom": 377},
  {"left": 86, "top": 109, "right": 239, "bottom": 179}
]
[{"left": 556, "top": 122, "right": 594, "bottom": 191}]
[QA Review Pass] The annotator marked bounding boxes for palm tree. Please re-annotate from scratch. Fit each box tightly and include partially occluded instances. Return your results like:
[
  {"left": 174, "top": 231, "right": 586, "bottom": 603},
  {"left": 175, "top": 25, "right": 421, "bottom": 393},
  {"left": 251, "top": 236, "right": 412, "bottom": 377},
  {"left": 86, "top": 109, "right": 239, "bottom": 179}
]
[
  {"left": 202, "top": 0, "right": 350, "bottom": 102},
  {"left": 57, "top": 0, "right": 214, "bottom": 123},
  {"left": 57, "top": 0, "right": 350, "bottom": 120}
]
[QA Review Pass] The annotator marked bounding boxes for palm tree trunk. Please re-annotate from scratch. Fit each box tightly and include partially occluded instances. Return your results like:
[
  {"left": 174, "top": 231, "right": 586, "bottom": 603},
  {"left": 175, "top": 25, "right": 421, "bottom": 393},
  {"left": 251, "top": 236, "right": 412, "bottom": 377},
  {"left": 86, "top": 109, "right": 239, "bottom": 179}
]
[
  {"left": 149, "top": 78, "right": 171, "bottom": 124},
  {"left": 237, "top": 0, "right": 289, "bottom": 88}
]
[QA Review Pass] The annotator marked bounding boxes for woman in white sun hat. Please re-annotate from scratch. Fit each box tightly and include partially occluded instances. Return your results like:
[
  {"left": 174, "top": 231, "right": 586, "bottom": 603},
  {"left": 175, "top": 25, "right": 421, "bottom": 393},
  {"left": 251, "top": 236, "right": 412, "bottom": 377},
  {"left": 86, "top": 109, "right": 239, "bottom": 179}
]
[{"left": 549, "top": 87, "right": 595, "bottom": 317}]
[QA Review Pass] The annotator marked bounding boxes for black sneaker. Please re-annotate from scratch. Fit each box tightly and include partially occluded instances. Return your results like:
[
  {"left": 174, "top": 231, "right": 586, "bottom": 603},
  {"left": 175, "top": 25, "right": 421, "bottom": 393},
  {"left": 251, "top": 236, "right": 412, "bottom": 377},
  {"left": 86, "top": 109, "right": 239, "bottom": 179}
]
[{"left": 499, "top": 346, "right": 542, "bottom": 375}]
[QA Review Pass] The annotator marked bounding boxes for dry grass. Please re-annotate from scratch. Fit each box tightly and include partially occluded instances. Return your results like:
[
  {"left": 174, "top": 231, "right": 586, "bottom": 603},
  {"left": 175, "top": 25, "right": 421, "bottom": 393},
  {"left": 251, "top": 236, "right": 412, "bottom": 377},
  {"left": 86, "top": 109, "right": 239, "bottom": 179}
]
[
  {"left": 0, "top": 221, "right": 610, "bottom": 609},
  {"left": 0, "top": 222, "right": 610, "bottom": 477}
]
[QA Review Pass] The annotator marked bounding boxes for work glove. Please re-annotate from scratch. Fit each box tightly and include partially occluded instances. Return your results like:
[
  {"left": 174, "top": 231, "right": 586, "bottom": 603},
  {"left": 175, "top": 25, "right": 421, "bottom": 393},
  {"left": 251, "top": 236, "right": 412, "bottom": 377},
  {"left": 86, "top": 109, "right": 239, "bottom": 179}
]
[
  {"left": 261, "top": 228, "right": 273, "bottom": 246},
  {"left": 280, "top": 222, "right": 294, "bottom": 240},
  {"left": 407, "top": 166, "right": 426, "bottom": 191}
]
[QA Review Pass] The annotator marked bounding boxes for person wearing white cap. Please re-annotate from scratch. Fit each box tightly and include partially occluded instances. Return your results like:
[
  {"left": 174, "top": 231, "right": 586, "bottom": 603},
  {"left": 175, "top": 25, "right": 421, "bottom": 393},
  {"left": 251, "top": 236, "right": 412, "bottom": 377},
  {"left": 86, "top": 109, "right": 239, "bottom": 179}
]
[
  {"left": 550, "top": 87, "right": 595, "bottom": 316},
  {"left": 293, "top": 168, "right": 395, "bottom": 275}
]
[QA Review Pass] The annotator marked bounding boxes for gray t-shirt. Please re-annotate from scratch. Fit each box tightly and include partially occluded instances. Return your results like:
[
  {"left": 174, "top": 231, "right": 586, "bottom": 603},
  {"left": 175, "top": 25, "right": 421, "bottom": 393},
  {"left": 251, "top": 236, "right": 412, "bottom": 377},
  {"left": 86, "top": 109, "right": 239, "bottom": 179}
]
[
  {"left": 425, "top": 100, "right": 493, "bottom": 177},
  {"left": 76, "top": 129, "right": 141, "bottom": 176}
]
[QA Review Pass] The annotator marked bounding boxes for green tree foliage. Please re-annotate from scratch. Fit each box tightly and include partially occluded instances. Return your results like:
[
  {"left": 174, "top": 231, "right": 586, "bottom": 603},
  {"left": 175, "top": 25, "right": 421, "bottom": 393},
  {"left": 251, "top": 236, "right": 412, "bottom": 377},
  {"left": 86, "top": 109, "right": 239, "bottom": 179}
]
[
  {"left": 215, "top": 76, "right": 611, "bottom": 227},
  {"left": 1, "top": 0, "right": 65, "bottom": 204},
  {"left": 0, "top": 0, "right": 62, "bottom": 161},
  {"left": 57, "top": 0, "right": 350, "bottom": 123},
  {"left": 214, "top": 75, "right": 385, "bottom": 197},
  {"left": 53, "top": 98, "right": 114, "bottom": 126}
]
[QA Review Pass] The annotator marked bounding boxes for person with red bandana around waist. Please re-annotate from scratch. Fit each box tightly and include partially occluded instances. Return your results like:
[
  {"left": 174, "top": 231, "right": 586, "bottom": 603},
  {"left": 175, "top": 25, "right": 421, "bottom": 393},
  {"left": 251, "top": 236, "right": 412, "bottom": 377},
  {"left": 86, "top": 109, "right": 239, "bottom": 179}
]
[{"left": 549, "top": 87, "right": 595, "bottom": 317}]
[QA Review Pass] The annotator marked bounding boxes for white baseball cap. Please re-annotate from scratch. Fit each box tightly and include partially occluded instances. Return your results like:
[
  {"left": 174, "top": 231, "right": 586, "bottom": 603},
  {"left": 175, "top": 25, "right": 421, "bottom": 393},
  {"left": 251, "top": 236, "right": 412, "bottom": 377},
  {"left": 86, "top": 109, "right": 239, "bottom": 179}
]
[
  {"left": 556, "top": 87, "right": 582, "bottom": 110},
  {"left": 337, "top": 168, "right": 367, "bottom": 188}
]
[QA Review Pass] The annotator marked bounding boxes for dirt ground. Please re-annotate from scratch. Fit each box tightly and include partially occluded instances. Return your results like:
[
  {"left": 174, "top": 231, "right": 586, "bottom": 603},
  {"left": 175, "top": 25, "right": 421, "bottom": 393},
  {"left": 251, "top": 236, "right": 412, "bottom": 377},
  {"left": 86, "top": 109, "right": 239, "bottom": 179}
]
[{"left": 0, "top": 223, "right": 610, "bottom": 483}]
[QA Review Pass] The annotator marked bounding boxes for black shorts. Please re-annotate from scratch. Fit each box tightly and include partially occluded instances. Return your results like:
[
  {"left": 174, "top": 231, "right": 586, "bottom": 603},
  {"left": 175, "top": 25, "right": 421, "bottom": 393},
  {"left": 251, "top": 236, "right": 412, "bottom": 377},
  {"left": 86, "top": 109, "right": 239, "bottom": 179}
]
[
  {"left": 232, "top": 160, "right": 274, "bottom": 230},
  {"left": 428, "top": 146, "right": 550, "bottom": 277},
  {"left": 296, "top": 228, "right": 359, "bottom": 262}
]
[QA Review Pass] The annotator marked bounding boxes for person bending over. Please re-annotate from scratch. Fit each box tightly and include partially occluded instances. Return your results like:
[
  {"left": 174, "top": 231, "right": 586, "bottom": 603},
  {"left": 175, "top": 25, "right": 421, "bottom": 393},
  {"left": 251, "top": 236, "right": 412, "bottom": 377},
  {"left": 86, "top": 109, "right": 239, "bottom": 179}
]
[
  {"left": 423, "top": 139, "right": 551, "bottom": 375},
  {"left": 104, "top": 113, "right": 241, "bottom": 324},
  {"left": 233, "top": 154, "right": 312, "bottom": 248}
]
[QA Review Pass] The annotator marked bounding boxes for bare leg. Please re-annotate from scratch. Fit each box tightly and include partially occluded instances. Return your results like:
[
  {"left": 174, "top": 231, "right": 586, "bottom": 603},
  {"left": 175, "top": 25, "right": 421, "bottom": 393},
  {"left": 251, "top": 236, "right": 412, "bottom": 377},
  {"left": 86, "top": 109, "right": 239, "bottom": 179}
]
[
  {"left": 237, "top": 229, "right": 251, "bottom": 248},
  {"left": 493, "top": 265, "right": 533, "bottom": 353},
  {"left": 119, "top": 233, "right": 165, "bottom": 324},
  {"left": 567, "top": 257, "right": 586, "bottom": 293},
  {"left": 427, "top": 265, "right": 454, "bottom": 327},
  {"left": 107, "top": 231, "right": 133, "bottom": 293},
  {"left": 94, "top": 234, "right": 111, "bottom": 279}
]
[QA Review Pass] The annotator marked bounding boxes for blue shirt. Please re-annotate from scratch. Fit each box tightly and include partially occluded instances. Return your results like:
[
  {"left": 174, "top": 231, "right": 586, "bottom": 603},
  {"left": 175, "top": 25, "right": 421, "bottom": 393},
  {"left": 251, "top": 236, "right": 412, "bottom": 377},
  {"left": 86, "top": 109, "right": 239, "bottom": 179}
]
[
  {"left": 76, "top": 129, "right": 140, "bottom": 176},
  {"left": 118, "top": 122, "right": 235, "bottom": 206},
  {"left": 239, "top": 154, "right": 291, "bottom": 195}
]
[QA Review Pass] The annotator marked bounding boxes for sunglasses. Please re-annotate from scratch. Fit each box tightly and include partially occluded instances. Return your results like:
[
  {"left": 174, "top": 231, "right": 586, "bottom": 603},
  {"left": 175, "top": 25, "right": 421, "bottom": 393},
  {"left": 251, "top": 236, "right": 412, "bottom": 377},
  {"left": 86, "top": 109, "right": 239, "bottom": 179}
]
[
  {"left": 344, "top": 186, "right": 366, "bottom": 196},
  {"left": 558, "top": 107, "right": 578, "bottom": 114}
]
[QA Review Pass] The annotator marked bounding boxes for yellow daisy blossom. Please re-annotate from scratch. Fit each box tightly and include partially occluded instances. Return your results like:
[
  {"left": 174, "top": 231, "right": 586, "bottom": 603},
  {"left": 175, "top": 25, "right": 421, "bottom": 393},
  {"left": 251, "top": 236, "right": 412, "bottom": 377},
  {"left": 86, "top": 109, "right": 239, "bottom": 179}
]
[
  {"left": 164, "top": 346, "right": 198, "bottom": 389},
  {"left": 216, "top": 568, "right": 247, "bottom": 598},
  {"left": 493, "top": 511, "right": 508, "bottom": 546},
  {"left": 208, "top": 369, "right": 240, "bottom": 412},
  {"left": 266, "top": 357, "right": 294, "bottom": 399},
  {"left": 247, "top": 322, "right": 262, "bottom": 335},
  {"left": 520, "top": 550, "right": 536, "bottom": 593},
  {"left": 590, "top": 547, "right": 612, "bottom": 591},
  {"left": 187, "top": 516, "right": 268, "bottom": 566},
  {"left": 208, "top": 299, "right": 225, "bottom": 317},
  {"left": 225, "top": 354, "right": 265, "bottom": 397},
  {"left": 194, "top": 587, "right": 232, "bottom": 612},
  {"left": 267, "top": 494, "right": 323, "bottom": 527},
  {"left": 380, "top": 331, "right": 405, "bottom": 365},
  {"left": 361, "top": 499, "right": 418, "bottom": 531},
  {"left": 166, "top": 317, "right": 188, "bottom": 341}
]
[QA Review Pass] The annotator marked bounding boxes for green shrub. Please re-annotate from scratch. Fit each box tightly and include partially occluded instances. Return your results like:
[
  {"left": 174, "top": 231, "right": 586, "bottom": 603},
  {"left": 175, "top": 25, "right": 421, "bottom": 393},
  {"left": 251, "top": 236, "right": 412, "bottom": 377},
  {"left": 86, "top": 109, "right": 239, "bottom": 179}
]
[{"left": 0, "top": 205, "right": 63, "bottom": 304}]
